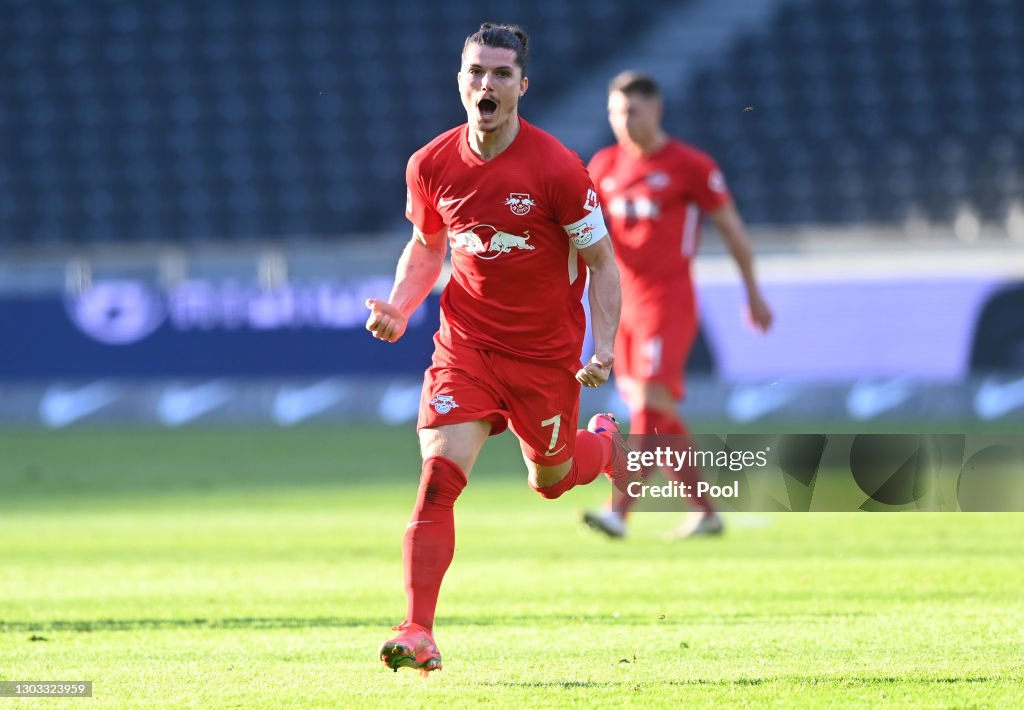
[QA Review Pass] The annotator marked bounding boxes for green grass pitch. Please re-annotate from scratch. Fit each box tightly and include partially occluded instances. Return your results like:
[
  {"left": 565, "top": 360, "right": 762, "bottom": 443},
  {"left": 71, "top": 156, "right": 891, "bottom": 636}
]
[{"left": 2, "top": 427, "right": 1023, "bottom": 708}]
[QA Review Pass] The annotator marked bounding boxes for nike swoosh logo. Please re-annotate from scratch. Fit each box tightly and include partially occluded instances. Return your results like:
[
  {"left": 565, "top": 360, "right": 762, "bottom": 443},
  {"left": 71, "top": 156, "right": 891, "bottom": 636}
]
[
  {"left": 974, "top": 376, "right": 1024, "bottom": 420},
  {"left": 846, "top": 378, "right": 912, "bottom": 420},
  {"left": 378, "top": 382, "right": 423, "bottom": 425},
  {"left": 158, "top": 381, "right": 231, "bottom": 426},
  {"left": 39, "top": 381, "right": 118, "bottom": 428},
  {"left": 726, "top": 384, "right": 798, "bottom": 423},
  {"left": 544, "top": 444, "right": 567, "bottom": 457},
  {"left": 272, "top": 380, "right": 347, "bottom": 426},
  {"left": 438, "top": 196, "right": 467, "bottom": 207}
]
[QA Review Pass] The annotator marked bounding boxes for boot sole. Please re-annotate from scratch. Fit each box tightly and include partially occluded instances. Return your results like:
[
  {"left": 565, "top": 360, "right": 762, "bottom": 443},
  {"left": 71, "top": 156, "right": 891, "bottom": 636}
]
[
  {"left": 380, "top": 641, "right": 443, "bottom": 674},
  {"left": 582, "top": 511, "right": 625, "bottom": 539}
]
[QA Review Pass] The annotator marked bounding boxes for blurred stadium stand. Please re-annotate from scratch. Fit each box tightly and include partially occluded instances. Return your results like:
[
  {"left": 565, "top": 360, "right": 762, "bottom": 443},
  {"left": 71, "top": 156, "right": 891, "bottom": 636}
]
[
  {"left": 2, "top": 0, "right": 1022, "bottom": 246},
  {"left": 0, "top": 0, "right": 664, "bottom": 245},
  {"left": 671, "top": 0, "right": 1024, "bottom": 226},
  {"left": 1, "top": 0, "right": 1022, "bottom": 427}
]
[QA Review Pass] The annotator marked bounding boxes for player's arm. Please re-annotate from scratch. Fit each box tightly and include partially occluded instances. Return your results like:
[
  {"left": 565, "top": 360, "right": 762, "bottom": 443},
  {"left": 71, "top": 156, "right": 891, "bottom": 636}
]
[
  {"left": 365, "top": 227, "right": 447, "bottom": 342},
  {"left": 708, "top": 202, "right": 774, "bottom": 333},
  {"left": 577, "top": 237, "right": 621, "bottom": 387}
]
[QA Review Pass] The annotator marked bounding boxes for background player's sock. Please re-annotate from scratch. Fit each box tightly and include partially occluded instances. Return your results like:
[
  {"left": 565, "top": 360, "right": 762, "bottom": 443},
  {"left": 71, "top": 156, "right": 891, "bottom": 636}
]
[
  {"left": 403, "top": 455, "right": 467, "bottom": 631},
  {"left": 612, "top": 407, "right": 716, "bottom": 516},
  {"left": 610, "top": 407, "right": 664, "bottom": 518},
  {"left": 531, "top": 430, "right": 611, "bottom": 499},
  {"left": 651, "top": 409, "right": 717, "bottom": 514}
]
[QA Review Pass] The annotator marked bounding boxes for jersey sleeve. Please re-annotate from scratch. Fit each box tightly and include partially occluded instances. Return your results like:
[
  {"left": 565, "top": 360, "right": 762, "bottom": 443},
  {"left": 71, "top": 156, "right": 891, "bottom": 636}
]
[
  {"left": 405, "top": 149, "right": 445, "bottom": 235},
  {"left": 552, "top": 153, "right": 608, "bottom": 249},
  {"left": 690, "top": 153, "right": 733, "bottom": 213}
]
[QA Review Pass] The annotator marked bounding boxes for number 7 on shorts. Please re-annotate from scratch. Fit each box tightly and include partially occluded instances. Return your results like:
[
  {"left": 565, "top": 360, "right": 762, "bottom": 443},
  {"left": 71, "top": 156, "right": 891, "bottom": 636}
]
[{"left": 541, "top": 414, "right": 566, "bottom": 457}]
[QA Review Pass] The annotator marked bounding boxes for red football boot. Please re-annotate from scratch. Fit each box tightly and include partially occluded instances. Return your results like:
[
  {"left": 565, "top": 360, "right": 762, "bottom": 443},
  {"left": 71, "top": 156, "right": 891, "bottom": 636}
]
[
  {"left": 379, "top": 622, "right": 443, "bottom": 676},
  {"left": 586, "top": 413, "right": 633, "bottom": 492}
]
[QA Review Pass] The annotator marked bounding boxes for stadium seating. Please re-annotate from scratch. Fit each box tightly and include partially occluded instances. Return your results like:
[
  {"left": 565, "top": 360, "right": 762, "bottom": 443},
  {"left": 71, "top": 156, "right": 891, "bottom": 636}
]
[
  {"left": 671, "top": 0, "right": 1024, "bottom": 225},
  {"left": 1, "top": 0, "right": 1020, "bottom": 243},
  {"left": 0, "top": 0, "right": 661, "bottom": 245}
]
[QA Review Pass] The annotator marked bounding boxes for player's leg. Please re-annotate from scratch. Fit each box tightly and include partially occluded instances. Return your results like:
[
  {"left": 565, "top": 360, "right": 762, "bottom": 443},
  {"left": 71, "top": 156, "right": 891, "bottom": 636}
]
[
  {"left": 634, "top": 382, "right": 724, "bottom": 538},
  {"left": 628, "top": 327, "right": 724, "bottom": 538},
  {"left": 634, "top": 381, "right": 721, "bottom": 515},
  {"left": 623, "top": 318, "right": 718, "bottom": 509},
  {"left": 587, "top": 309, "right": 719, "bottom": 537},
  {"left": 418, "top": 420, "right": 491, "bottom": 474},
  {"left": 381, "top": 421, "right": 489, "bottom": 675},
  {"left": 402, "top": 421, "right": 490, "bottom": 630},
  {"left": 581, "top": 324, "right": 643, "bottom": 536},
  {"left": 381, "top": 346, "right": 507, "bottom": 674},
  {"left": 503, "top": 358, "right": 630, "bottom": 499},
  {"left": 517, "top": 421, "right": 630, "bottom": 499},
  {"left": 611, "top": 373, "right": 671, "bottom": 519}
]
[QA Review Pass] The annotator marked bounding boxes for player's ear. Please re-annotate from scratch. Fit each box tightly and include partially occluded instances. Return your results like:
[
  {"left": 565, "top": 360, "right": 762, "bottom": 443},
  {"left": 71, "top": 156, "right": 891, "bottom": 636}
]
[{"left": 520, "top": 76, "right": 528, "bottom": 97}]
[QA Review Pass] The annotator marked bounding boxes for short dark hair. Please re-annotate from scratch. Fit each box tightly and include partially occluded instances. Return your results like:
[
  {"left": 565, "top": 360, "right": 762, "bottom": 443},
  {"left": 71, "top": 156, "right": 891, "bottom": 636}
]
[
  {"left": 609, "top": 70, "right": 661, "bottom": 98},
  {"left": 463, "top": 22, "right": 530, "bottom": 74}
]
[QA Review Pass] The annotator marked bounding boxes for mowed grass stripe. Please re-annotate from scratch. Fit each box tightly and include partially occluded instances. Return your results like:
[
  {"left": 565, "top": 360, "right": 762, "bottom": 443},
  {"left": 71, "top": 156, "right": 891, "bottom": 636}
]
[{"left": 2, "top": 428, "right": 1023, "bottom": 708}]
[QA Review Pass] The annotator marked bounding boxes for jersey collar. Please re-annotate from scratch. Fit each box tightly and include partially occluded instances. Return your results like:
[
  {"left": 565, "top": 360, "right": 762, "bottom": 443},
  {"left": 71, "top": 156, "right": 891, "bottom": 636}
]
[{"left": 459, "top": 117, "right": 528, "bottom": 167}]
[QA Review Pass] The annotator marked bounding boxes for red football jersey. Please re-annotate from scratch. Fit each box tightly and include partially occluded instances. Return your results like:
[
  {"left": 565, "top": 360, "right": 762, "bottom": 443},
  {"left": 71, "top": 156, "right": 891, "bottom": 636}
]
[
  {"left": 406, "top": 118, "right": 607, "bottom": 365},
  {"left": 587, "top": 139, "right": 731, "bottom": 308}
]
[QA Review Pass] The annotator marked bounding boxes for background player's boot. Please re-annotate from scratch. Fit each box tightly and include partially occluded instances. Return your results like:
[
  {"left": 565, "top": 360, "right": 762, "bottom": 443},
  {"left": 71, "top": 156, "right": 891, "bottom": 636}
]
[
  {"left": 583, "top": 508, "right": 626, "bottom": 538},
  {"left": 379, "top": 622, "right": 442, "bottom": 676},
  {"left": 666, "top": 511, "right": 724, "bottom": 540},
  {"left": 587, "top": 413, "right": 633, "bottom": 491}
]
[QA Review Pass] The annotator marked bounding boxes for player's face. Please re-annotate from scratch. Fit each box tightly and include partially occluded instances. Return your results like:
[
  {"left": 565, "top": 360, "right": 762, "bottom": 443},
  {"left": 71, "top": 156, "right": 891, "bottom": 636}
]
[
  {"left": 607, "top": 91, "right": 662, "bottom": 147},
  {"left": 458, "top": 43, "right": 528, "bottom": 133}
]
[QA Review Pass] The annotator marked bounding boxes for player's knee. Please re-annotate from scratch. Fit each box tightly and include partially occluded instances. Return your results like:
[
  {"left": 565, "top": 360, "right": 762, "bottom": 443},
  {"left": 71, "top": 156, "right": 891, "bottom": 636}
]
[
  {"left": 529, "top": 482, "right": 565, "bottom": 500},
  {"left": 529, "top": 479, "right": 565, "bottom": 500},
  {"left": 419, "top": 455, "right": 468, "bottom": 507},
  {"left": 527, "top": 464, "right": 572, "bottom": 499}
]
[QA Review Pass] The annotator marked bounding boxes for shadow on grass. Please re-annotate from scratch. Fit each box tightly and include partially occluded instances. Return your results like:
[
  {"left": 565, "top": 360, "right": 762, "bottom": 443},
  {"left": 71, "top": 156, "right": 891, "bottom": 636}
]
[
  {"left": 1, "top": 610, "right": 880, "bottom": 634},
  {"left": 488, "top": 675, "right": 1000, "bottom": 689},
  {"left": 0, "top": 614, "right": 598, "bottom": 633},
  {"left": 486, "top": 680, "right": 619, "bottom": 689},
  {"left": 665, "top": 675, "right": 999, "bottom": 687},
  {"left": 0, "top": 617, "right": 396, "bottom": 633}
]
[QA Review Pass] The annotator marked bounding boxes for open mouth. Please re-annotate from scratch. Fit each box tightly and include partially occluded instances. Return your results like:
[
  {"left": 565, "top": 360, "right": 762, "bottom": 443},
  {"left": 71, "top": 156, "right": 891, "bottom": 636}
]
[{"left": 478, "top": 98, "right": 497, "bottom": 118}]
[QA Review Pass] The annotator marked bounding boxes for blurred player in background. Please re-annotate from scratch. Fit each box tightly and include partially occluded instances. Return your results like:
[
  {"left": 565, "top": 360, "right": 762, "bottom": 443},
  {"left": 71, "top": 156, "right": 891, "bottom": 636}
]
[
  {"left": 583, "top": 71, "right": 773, "bottom": 540},
  {"left": 366, "top": 23, "right": 631, "bottom": 675}
]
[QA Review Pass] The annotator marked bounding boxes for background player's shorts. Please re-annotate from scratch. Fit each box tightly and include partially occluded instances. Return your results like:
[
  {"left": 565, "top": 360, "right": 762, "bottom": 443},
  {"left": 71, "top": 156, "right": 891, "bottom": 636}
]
[
  {"left": 418, "top": 337, "right": 582, "bottom": 465},
  {"left": 615, "top": 306, "right": 698, "bottom": 400}
]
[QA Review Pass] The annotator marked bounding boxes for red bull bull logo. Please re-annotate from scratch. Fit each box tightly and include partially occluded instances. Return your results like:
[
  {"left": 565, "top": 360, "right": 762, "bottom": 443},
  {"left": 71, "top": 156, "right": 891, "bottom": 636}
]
[{"left": 449, "top": 225, "right": 536, "bottom": 260}]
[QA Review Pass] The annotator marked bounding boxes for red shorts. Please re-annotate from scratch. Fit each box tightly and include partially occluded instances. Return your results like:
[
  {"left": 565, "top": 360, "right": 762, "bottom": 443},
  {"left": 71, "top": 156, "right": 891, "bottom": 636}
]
[
  {"left": 615, "top": 306, "right": 697, "bottom": 400},
  {"left": 417, "top": 336, "right": 582, "bottom": 465}
]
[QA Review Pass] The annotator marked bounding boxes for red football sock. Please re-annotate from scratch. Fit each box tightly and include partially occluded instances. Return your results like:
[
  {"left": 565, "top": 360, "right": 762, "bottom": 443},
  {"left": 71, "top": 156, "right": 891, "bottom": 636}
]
[
  {"left": 613, "top": 408, "right": 717, "bottom": 516},
  {"left": 531, "top": 430, "right": 611, "bottom": 499},
  {"left": 611, "top": 407, "right": 655, "bottom": 517},
  {"left": 403, "top": 455, "right": 467, "bottom": 631},
  {"left": 650, "top": 409, "right": 716, "bottom": 513}
]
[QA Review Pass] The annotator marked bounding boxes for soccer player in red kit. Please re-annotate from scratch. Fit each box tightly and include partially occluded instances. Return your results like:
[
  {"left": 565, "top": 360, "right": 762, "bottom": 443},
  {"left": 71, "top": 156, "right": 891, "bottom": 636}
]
[
  {"left": 365, "top": 24, "right": 630, "bottom": 675},
  {"left": 583, "top": 71, "right": 773, "bottom": 540}
]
